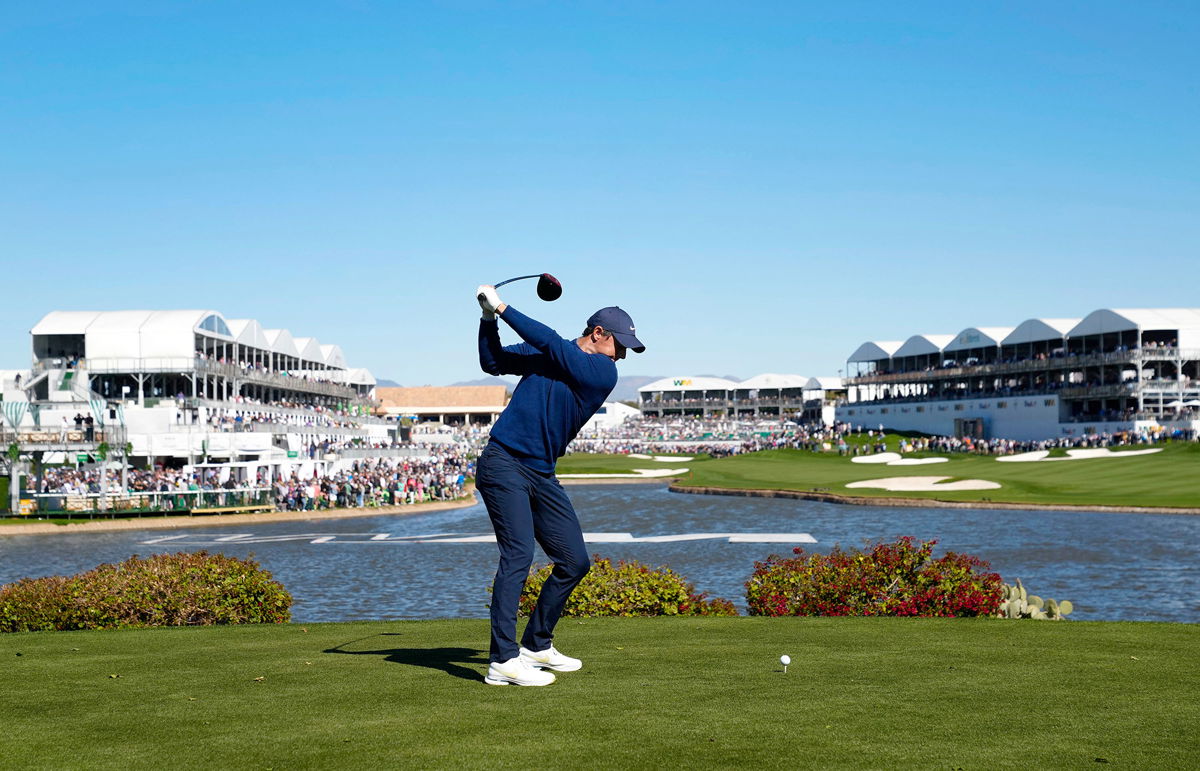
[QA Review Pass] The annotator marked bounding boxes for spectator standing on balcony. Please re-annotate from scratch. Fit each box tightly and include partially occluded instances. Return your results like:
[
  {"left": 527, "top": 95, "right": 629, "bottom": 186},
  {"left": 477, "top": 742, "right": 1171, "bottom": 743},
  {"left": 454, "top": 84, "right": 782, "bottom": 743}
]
[
  {"left": 84, "top": 415, "right": 94, "bottom": 441},
  {"left": 474, "top": 284, "right": 645, "bottom": 687}
]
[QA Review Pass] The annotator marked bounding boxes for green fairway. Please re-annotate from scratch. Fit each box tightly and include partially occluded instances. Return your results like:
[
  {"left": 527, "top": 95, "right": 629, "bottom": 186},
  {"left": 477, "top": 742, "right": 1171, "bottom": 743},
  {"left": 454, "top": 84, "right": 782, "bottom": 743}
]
[
  {"left": 1, "top": 618, "right": 1195, "bottom": 769},
  {"left": 557, "top": 452, "right": 710, "bottom": 475},
  {"left": 560, "top": 442, "right": 1200, "bottom": 509}
]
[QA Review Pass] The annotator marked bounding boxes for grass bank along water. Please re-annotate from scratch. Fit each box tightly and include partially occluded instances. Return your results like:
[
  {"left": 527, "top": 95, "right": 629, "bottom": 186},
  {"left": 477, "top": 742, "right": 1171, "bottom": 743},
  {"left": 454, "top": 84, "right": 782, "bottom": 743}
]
[
  {"left": 0, "top": 487, "right": 477, "bottom": 536},
  {"left": 558, "top": 443, "right": 1200, "bottom": 511},
  {"left": 1, "top": 618, "right": 1195, "bottom": 768}
]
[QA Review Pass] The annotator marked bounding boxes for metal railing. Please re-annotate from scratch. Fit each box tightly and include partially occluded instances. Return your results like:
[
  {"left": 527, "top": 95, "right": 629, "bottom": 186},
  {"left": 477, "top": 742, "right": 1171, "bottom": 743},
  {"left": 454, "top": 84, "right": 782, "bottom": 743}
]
[
  {"left": 26, "top": 488, "right": 274, "bottom": 517},
  {"left": 0, "top": 427, "right": 127, "bottom": 447},
  {"left": 70, "top": 357, "right": 359, "bottom": 400},
  {"left": 849, "top": 348, "right": 1200, "bottom": 386}
]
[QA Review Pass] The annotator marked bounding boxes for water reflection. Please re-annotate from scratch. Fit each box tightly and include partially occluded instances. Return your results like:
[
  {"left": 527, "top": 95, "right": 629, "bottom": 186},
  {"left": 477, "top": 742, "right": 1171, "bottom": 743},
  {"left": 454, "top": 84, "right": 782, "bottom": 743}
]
[{"left": 1, "top": 484, "right": 1196, "bottom": 623}]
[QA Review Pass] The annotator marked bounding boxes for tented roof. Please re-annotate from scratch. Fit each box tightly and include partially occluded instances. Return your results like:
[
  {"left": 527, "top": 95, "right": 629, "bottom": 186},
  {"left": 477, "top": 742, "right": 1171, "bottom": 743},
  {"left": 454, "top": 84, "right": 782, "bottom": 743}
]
[
  {"left": 847, "top": 341, "right": 903, "bottom": 363},
  {"left": 30, "top": 311, "right": 103, "bottom": 336},
  {"left": 1001, "top": 319, "right": 1079, "bottom": 346},
  {"left": 639, "top": 376, "right": 740, "bottom": 393},
  {"left": 738, "top": 373, "right": 809, "bottom": 389},
  {"left": 227, "top": 319, "right": 272, "bottom": 351},
  {"left": 292, "top": 337, "right": 324, "bottom": 364},
  {"left": 320, "top": 344, "right": 347, "bottom": 370},
  {"left": 263, "top": 329, "right": 300, "bottom": 358},
  {"left": 342, "top": 367, "right": 375, "bottom": 386},
  {"left": 893, "top": 334, "right": 955, "bottom": 358},
  {"left": 1068, "top": 308, "right": 1200, "bottom": 337},
  {"left": 943, "top": 327, "right": 1015, "bottom": 352},
  {"left": 805, "top": 376, "right": 843, "bottom": 390}
]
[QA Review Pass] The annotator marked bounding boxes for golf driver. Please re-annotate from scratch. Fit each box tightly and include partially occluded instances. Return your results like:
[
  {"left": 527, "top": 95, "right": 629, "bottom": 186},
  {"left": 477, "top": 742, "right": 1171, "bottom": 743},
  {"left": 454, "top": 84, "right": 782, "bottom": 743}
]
[{"left": 478, "top": 273, "right": 563, "bottom": 303}]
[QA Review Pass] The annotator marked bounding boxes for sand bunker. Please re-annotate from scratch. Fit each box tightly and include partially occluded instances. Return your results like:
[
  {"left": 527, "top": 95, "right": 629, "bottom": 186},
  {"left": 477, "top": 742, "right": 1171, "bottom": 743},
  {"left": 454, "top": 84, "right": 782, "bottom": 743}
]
[
  {"left": 846, "top": 476, "right": 1001, "bottom": 492},
  {"left": 997, "top": 448, "right": 1163, "bottom": 463},
  {"left": 558, "top": 468, "right": 687, "bottom": 479},
  {"left": 652, "top": 456, "right": 693, "bottom": 463},
  {"left": 628, "top": 453, "right": 653, "bottom": 459},
  {"left": 851, "top": 453, "right": 946, "bottom": 467}
]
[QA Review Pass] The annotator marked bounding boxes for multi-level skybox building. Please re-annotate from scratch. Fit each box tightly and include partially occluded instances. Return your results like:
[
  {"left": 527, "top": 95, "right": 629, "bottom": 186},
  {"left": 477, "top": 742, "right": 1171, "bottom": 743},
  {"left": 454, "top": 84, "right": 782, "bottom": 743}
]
[
  {"left": 836, "top": 308, "right": 1200, "bottom": 441},
  {"left": 1, "top": 310, "right": 388, "bottom": 477},
  {"left": 638, "top": 374, "right": 845, "bottom": 425}
]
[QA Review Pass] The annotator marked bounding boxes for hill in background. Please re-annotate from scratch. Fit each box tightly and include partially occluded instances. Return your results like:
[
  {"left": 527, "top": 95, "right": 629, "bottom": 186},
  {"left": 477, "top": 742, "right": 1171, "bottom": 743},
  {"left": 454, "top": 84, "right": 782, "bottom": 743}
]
[
  {"left": 440, "top": 375, "right": 664, "bottom": 402},
  {"left": 378, "top": 375, "right": 734, "bottom": 403}
]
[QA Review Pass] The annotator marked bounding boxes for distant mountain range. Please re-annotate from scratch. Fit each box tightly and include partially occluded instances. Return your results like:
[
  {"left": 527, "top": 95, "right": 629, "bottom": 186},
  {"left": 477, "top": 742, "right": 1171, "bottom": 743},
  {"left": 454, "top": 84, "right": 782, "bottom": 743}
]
[{"left": 378, "top": 375, "right": 670, "bottom": 404}]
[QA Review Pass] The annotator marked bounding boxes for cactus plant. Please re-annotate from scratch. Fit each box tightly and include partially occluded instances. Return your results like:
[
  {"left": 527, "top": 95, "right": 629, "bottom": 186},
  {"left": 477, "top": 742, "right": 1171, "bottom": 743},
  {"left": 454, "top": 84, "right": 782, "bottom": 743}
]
[{"left": 996, "top": 580, "right": 1073, "bottom": 621}]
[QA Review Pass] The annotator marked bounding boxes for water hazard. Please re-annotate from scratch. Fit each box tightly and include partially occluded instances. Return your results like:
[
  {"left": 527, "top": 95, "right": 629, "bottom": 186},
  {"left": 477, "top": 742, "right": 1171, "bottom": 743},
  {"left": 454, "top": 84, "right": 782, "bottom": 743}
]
[{"left": 2, "top": 484, "right": 1197, "bottom": 623}]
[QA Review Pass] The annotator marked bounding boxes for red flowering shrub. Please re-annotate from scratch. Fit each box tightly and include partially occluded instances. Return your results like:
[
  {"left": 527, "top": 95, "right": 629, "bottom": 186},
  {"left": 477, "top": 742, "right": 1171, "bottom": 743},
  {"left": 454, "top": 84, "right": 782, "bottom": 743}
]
[
  {"left": 519, "top": 555, "right": 737, "bottom": 617},
  {"left": 745, "top": 537, "right": 1002, "bottom": 618}
]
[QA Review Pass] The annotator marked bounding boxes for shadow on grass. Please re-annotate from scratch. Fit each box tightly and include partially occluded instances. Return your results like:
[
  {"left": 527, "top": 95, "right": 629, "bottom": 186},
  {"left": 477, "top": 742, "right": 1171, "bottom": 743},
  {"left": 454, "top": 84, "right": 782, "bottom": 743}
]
[{"left": 323, "top": 633, "right": 486, "bottom": 681}]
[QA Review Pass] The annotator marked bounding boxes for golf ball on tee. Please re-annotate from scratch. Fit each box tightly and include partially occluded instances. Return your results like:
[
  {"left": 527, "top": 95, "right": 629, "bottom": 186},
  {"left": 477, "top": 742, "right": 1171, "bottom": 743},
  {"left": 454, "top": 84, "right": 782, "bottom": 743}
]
[{"left": 780, "top": 655, "right": 791, "bottom": 666}]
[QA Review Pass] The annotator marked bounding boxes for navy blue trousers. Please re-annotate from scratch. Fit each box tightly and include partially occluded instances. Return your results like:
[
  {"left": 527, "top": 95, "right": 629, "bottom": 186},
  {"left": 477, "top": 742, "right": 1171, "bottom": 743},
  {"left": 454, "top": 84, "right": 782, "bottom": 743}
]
[{"left": 475, "top": 441, "right": 590, "bottom": 663}]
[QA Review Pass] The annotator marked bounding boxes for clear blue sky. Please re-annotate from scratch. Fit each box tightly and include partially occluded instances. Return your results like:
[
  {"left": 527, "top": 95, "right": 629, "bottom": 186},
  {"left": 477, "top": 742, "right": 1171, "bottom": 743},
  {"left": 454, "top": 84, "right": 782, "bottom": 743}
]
[{"left": 2, "top": 2, "right": 1196, "bottom": 384}]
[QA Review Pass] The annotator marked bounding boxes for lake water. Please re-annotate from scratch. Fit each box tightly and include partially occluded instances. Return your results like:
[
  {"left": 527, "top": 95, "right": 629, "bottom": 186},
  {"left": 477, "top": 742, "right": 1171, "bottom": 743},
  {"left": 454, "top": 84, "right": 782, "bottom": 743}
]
[{"left": 2, "top": 484, "right": 1197, "bottom": 623}]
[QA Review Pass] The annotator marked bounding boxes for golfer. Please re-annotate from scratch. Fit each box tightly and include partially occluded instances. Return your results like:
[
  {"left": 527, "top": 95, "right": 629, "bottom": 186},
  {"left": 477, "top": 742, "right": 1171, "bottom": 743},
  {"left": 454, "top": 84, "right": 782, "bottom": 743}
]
[{"left": 474, "top": 283, "right": 645, "bottom": 686}]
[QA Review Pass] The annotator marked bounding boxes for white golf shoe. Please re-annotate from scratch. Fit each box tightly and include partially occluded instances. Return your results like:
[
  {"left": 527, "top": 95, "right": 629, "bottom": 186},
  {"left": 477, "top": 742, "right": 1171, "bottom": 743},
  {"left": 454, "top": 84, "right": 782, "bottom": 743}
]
[
  {"left": 484, "top": 656, "right": 556, "bottom": 686},
  {"left": 519, "top": 645, "right": 583, "bottom": 672}
]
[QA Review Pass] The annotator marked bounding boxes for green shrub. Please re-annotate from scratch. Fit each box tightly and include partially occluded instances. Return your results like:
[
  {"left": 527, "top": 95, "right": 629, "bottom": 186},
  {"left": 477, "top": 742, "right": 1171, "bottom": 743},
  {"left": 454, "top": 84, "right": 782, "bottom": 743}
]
[
  {"left": 519, "top": 555, "right": 737, "bottom": 617},
  {"left": 745, "top": 537, "right": 1002, "bottom": 618},
  {"left": 0, "top": 551, "right": 292, "bottom": 632}
]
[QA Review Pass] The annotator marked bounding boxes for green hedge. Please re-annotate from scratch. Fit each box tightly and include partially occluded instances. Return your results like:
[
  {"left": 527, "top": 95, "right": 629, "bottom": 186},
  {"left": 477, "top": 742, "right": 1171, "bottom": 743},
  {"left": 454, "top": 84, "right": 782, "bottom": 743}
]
[
  {"left": 0, "top": 551, "right": 292, "bottom": 632},
  {"left": 519, "top": 555, "right": 737, "bottom": 617}
]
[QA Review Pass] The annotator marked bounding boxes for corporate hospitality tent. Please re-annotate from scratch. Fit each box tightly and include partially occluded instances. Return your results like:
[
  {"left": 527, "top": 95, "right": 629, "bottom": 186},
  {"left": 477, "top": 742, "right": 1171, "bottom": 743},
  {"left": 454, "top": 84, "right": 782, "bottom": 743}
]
[
  {"left": 942, "top": 327, "right": 1015, "bottom": 365},
  {"left": 320, "top": 344, "right": 348, "bottom": 370},
  {"left": 1067, "top": 308, "right": 1200, "bottom": 351},
  {"left": 846, "top": 341, "right": 903, "bottom": 377},
  {"left": 890, "top": 334, "right": 955, "bottom": 373}
]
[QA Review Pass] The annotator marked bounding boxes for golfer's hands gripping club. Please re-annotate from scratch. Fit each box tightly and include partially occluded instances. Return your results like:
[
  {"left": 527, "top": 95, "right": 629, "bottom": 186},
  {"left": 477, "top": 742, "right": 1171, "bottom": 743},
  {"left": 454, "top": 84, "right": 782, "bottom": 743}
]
[{"left": 476, "top": 284, "right": 505, "bottom": 320}]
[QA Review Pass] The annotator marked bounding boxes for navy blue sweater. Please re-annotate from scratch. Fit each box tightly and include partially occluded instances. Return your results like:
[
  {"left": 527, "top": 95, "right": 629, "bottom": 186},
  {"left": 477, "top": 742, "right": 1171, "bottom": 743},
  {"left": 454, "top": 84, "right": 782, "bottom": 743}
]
[{"left": 479, "top": 306, "right": 618, "bottom": 474}]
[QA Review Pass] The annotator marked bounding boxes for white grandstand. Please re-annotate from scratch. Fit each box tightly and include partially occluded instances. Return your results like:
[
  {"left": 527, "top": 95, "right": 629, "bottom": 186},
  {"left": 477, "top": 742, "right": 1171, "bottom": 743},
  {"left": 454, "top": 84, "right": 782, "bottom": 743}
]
[
  {"left": 837, "top": 308, "right": 1200, "bottom": 441},
  {"left": 638, "top": 374, "right": 844, "bottom": 424},
  {"left": 1, "top": 310, "right": 391, "bottom": 484}
]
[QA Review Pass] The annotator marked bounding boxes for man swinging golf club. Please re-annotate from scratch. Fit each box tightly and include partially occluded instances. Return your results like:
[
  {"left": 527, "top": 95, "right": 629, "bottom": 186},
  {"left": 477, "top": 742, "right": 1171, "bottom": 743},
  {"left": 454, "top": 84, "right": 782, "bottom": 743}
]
[{"left": 475, "top": 282, "right": 645, "bottom": 686}]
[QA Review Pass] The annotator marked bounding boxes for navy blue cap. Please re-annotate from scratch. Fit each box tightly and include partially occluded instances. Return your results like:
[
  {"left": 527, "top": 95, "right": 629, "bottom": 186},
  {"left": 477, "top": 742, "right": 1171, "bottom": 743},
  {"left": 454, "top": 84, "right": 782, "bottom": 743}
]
[{"left": 586, "top": 306, "right": 645, "bottom": 353}]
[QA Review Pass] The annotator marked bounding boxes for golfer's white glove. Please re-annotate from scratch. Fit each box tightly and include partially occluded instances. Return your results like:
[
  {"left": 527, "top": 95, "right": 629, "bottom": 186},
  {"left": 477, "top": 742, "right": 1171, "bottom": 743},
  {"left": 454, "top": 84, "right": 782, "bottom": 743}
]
[{"left": 476, "top": 284, "right": 502, "bottom": 320}]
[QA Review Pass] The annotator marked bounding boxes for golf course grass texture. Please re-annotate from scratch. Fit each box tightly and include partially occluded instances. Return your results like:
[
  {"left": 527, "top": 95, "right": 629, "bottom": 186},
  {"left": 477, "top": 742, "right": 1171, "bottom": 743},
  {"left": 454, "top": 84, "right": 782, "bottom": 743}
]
[
  {"left": 557, "top": 441, "right": 1200, "bottom": 509},
  {"left": 2, "top": 617, "right": 1195, "bottom": 768}
]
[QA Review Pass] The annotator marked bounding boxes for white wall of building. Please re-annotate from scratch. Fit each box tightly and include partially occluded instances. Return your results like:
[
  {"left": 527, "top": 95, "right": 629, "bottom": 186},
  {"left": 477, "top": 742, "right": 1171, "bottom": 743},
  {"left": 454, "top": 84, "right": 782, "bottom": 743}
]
[{"left": 838, "top": 397, "right": 1065, "bottom": 441}]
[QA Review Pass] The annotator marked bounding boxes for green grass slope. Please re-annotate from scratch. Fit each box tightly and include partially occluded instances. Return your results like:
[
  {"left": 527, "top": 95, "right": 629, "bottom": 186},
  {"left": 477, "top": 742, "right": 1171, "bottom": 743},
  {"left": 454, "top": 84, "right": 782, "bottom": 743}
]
[
  {"left": 2, "top": 618, "right": 1196, "bottom": 769},
  {"left": 674, "top": 442, "right": 1200, "bottom": 509}
]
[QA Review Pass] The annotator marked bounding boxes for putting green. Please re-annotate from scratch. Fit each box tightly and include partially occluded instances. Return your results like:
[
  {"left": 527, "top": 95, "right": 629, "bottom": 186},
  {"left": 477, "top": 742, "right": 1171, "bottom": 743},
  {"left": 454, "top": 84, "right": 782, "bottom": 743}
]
[{"left": 559, "top": 442, "right": 1200, "bottom": 509}]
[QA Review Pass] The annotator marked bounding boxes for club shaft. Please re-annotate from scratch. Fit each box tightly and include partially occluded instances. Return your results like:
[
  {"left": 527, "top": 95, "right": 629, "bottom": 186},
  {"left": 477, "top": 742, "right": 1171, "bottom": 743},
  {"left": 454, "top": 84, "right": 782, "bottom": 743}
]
[{"left": 494, "top": 274, "right": 542, "bottom": 289}]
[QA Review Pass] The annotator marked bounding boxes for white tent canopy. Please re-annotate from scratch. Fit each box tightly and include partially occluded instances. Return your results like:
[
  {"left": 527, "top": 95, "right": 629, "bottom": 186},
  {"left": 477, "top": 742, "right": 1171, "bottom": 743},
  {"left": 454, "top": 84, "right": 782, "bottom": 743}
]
[
  {"left": 893, "top": 334, "right": 955, "bottom": 359},
  {"left": 1068, "top": 308, "right": 1200, "bottom": 348},
  {"left": 227, "top": 318, "right": 272, "bottom": 352},
  {"left": 942, "top": 327, "right": 1015, "bottom": 353},
  {"left": 738, "top": 373, "right": 809, "bottom": 389},
  {"left": 847, "top": 341, "right": 903, "bottom": 363},
  {"left": 320, "top": 344, "right": 348, "bottom": 370},
  {"left": 639, "top": 376, "right": 740, "bottom": 394},
  {"left": 805, "top": 376, "right": 843, "bottom": 391},
  {"left": 292, "top": 337, "right": 325, "bottom": 365},
  {"left": 263, "top": 329, "right": 300, "bottom": 359},
  {"left": 30, "top": 311, "right": 103, "bottom": 336},
  {"left": 1001, "top": 318, "right": 1079, "bottom": 347}
]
